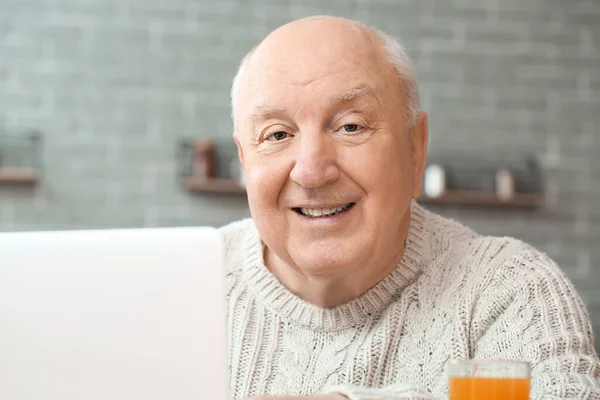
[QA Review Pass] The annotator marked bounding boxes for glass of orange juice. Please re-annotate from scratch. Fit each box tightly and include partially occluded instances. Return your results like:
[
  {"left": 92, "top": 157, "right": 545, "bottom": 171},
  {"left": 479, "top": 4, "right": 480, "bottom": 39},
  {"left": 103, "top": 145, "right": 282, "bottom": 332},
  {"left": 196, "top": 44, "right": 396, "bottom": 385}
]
[{"left": 448, "top": 359, "right": 531, "bottom": 400}]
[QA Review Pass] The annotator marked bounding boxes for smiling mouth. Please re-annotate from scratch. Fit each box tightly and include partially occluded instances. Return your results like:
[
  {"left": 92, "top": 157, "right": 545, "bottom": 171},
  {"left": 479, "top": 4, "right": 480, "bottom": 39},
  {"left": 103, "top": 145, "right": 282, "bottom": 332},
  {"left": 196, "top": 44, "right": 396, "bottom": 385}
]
[{"left": 293, "top": 203, "right": 355, "bottom": 218}]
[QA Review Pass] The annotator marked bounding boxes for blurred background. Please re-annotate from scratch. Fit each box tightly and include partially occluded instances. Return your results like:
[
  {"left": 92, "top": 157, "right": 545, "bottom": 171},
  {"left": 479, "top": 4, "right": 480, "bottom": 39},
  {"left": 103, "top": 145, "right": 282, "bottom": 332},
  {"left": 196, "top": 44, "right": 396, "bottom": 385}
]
[{"left": 1, "top": 0, "right": 598, "bottom": 351}]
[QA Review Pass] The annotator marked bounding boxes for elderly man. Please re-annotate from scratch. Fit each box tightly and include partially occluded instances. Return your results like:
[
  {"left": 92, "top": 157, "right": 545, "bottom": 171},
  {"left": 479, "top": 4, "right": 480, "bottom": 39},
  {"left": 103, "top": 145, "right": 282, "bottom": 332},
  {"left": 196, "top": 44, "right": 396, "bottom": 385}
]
[{"left": 220, "top": 15, "right": 600, "bottom": 400}]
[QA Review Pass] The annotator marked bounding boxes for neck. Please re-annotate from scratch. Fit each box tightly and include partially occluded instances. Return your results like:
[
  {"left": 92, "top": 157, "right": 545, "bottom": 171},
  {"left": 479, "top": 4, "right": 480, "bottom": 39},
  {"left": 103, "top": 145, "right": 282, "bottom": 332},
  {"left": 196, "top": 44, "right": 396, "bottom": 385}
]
[{"left": 264, "top": 217, "right": 411, "bottom": 309}]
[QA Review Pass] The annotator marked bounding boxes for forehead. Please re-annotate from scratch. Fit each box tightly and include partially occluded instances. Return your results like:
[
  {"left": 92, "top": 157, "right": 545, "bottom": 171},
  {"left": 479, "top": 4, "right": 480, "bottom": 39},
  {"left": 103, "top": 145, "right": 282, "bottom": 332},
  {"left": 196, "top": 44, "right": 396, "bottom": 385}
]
[
  {"left": 238, "top": 29, "right": 395, "bottom": 114},
  {"left": 250, "top": 65, "right": 384, "bottom": 108}
]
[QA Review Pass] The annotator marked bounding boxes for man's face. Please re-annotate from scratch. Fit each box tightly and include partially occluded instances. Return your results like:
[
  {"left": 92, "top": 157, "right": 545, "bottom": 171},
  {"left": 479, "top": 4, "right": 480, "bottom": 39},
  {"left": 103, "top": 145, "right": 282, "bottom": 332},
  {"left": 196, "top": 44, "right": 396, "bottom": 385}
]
[{"left": 234, "top": 21, "right": 427, "bottom": 276}]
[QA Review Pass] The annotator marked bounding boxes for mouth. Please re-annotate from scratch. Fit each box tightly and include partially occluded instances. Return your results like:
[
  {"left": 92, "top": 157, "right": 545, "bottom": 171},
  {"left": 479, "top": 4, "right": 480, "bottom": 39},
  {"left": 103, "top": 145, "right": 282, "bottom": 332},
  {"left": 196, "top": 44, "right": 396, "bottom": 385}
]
[{"left": 292, "top": 203, "right": 355, "bottom": 218}]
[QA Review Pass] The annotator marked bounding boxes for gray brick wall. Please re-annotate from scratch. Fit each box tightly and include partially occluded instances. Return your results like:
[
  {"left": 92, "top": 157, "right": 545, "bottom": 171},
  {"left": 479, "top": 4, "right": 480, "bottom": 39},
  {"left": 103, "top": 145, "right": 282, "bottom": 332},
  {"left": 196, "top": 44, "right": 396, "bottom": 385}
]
[{"left": 1, "top": 0, "right": 599, "bottom": 352}]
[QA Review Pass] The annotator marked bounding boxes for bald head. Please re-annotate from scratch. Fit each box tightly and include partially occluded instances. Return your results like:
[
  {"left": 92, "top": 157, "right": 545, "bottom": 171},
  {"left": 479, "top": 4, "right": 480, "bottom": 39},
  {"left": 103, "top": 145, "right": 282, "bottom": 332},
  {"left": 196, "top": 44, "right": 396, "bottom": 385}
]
[
  {"left": 251, "top": 16, "right": 385, "bottom": 77},
  {"left": 230, "top": 16, "right": 420, "bottom": 133}
]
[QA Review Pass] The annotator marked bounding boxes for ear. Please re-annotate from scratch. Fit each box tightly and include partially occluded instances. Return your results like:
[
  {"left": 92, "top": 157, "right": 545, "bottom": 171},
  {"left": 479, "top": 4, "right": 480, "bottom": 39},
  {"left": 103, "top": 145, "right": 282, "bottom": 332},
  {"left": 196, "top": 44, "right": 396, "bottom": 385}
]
[
  {"left": 410, "top": 111, "right": 429, "bottom": 199},
  {"left": 233, "top": 133, "right": 245, "bottom": 167}
]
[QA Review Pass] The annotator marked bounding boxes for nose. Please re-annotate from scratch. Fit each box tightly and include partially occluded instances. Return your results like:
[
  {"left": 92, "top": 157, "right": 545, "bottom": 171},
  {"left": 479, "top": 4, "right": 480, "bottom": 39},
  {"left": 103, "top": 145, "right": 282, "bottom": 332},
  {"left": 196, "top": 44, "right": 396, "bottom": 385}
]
[{"left": 289, "top": 132, "right": 340, "bottom": 189}]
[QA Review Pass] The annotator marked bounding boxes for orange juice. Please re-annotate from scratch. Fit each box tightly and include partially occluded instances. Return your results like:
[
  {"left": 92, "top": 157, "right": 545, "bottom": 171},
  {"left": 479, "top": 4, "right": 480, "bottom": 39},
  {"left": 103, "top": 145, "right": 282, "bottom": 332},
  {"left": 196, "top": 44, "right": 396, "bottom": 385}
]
[{"left": 449, "top": 376, "right": 530, "bottom": 400}]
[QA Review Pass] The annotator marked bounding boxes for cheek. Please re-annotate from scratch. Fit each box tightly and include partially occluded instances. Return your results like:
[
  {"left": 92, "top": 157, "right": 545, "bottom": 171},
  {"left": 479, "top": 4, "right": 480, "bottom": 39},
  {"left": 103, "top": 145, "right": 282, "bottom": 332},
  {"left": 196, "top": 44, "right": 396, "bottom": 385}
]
[
  {"left": 244, "top": 159, "right": 289, "bottom": 210},
  {"left": 339, "top": 137, "right": 413, "bottom": 197}
]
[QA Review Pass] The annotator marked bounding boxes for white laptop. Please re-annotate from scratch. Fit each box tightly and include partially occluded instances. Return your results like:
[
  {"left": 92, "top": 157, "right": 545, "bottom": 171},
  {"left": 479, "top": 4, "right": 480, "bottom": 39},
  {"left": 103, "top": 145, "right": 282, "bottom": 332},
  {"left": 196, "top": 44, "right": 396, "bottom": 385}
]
[{"left": 0, "top": 227, "right": 229, "bottom": 400}]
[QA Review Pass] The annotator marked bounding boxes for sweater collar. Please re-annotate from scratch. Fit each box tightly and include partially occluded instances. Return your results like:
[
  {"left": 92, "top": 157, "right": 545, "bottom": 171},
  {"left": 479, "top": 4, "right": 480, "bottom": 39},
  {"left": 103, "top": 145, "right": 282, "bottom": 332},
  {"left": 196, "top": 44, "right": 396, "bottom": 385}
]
[{"left": 240, "top": 201, "right": 429, "bottom": 332}]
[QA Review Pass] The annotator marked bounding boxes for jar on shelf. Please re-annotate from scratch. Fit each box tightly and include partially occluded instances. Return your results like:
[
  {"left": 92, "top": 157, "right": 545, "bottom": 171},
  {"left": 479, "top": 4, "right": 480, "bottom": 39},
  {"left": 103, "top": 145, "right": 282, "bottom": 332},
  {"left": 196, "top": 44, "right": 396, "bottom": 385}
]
[
  {"left": 424, "top": 164, "right": 446, "bottom": 198},
  {"left": 192, "top": 139, "right": 215, "bottom": 178},
  {"left": 495, "top": 168, "right": 515, "bottom": 200}
]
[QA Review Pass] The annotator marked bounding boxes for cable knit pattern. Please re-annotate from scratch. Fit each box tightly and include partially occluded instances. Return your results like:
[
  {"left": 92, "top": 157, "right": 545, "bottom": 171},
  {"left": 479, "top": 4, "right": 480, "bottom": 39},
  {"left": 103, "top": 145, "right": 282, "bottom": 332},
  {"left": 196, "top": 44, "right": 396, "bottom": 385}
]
[{"left": 219, "top": 201, "right": 600, "bottom": 400}]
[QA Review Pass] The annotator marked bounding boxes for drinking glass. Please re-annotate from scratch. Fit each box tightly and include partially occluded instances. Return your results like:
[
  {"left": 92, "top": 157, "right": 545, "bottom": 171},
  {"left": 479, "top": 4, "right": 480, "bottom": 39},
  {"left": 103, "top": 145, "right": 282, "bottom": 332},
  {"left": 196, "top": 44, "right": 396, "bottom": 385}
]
[{"left": 448, "top": 359, "right": 531, "bottom": 400}]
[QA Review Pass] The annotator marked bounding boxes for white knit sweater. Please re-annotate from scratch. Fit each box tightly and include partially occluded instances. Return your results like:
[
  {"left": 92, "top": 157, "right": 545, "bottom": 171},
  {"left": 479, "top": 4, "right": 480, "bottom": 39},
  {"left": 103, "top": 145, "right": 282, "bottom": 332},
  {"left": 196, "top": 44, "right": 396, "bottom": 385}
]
[{"left": 219, "top": 202, "right": 600, "bottom": 400}]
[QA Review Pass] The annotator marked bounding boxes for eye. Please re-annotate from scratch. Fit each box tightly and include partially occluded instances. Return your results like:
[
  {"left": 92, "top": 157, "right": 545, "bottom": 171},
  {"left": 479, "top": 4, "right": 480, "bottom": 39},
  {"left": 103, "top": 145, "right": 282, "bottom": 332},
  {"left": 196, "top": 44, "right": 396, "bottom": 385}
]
[
  {"left": 342, "top": 124, "right": 360, "bottom": 133},
  {"left": 267, "top": 131, "right": 289, "bottom": 141}
]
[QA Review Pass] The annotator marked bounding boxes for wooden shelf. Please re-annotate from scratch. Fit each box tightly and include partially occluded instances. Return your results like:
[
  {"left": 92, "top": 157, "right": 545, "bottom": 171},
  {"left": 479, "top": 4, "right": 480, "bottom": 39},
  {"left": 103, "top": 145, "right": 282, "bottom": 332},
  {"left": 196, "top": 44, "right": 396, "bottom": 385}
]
[
  {"left": 0, "top": 167, "right": 38, "bottom": 184},
  {"left": 184, "top": 177, "right": 246, "bottom": 194},
  {"left": 419, "top": 190, "right": 543, "bottom": 208},
  {"left": 184, "top": 179, "right": 542, "bottom": 208}
]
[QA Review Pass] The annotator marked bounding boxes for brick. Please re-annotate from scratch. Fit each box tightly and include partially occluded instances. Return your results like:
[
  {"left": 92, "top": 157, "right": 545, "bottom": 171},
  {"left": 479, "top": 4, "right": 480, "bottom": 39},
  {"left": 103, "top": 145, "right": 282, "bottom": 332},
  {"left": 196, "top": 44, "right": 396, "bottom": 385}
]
[
  {"left": 553, "top": 51, "right": 600, "bottom": 70},
  {"left": 464, "top": 24, "right": 528, "bottom": 44},
  {"left": 0, "top": 90, "right": 44, "bottom": 110},
  {"left": 515, "top": 65, "right": 580, "bottom": 90},
  {"left": 89, "top": 26, "right": 152, "bottom": 58}
]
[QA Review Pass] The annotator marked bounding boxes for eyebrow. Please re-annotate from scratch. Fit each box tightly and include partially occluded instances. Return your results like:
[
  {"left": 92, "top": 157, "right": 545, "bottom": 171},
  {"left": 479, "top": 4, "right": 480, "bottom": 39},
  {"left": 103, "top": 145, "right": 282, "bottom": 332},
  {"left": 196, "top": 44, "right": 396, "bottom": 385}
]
[
  {"left": 251, "top": 105, "right": 287, "bottom": 118},
  {"left": 329, "top": 84, "right": 379, "bottom": 105}
]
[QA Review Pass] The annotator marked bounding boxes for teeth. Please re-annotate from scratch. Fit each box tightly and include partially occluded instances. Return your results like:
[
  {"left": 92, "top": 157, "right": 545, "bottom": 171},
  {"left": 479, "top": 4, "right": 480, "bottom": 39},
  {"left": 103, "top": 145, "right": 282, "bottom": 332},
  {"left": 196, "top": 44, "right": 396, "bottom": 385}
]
[{"left": 300, "top": 204, "right": 351, "bottom": 218}]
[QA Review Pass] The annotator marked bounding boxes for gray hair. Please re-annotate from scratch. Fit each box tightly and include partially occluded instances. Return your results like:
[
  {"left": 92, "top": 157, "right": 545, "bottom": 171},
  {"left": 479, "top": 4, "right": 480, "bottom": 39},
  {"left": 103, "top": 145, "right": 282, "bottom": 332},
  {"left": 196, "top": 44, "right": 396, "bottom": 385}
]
[{"left": 230, "top": 23, "right": 421, "bottom": 133}]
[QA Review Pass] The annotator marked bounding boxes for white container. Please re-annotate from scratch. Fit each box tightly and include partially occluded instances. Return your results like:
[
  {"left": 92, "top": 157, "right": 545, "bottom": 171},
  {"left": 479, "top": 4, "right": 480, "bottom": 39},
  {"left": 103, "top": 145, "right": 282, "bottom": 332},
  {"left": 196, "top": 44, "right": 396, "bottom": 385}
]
[
  {"left": 424, "top": 164, "right": 446, "bottom": 198},
  {"left": 495, "top": 169, "right": 515, "bottom": 200}
]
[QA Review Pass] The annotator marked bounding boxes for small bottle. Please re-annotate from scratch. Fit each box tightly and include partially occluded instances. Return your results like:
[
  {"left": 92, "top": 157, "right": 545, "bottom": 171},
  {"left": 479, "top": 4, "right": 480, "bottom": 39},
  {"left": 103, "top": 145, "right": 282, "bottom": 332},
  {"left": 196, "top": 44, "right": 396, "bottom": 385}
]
[{"left": 192, "top": 139, "right": 215, "bottom": 178}]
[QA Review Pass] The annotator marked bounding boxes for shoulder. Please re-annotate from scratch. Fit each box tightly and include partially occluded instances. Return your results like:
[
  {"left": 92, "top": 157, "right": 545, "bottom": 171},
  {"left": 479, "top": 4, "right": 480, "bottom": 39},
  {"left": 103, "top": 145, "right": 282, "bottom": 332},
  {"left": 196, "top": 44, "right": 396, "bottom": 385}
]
[
  {"left": 419, "top": 206, "right": 512, "bottom": 270},
  {"left": 460, "top": 231, "right": 568, "bottom": 290},
  {"left": 421, "top": 205, "right": 572, "bottom": 290},
  {"left": 441, "top": 220, "right": 578, "bottom": 305},
  {"left": 482, "top": 237, "right": 574, "bottom": 294},
  {"left": 219, "top": 217, "right": 255, "bottom": 245},
  {"left": 218, "top": 218, "right": 256, "bottom": 275}
]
